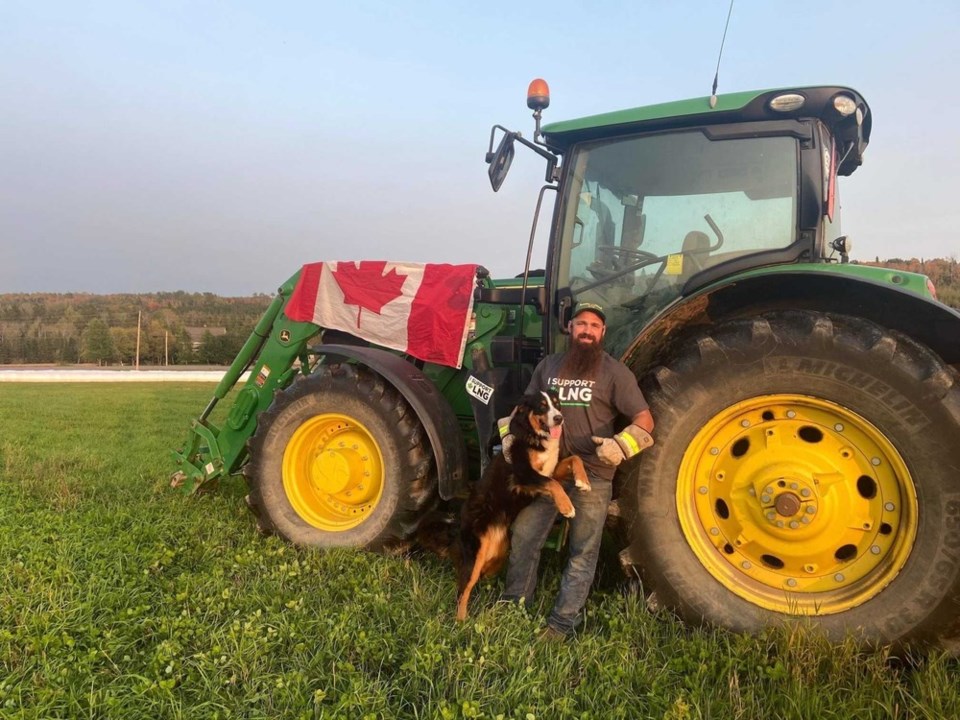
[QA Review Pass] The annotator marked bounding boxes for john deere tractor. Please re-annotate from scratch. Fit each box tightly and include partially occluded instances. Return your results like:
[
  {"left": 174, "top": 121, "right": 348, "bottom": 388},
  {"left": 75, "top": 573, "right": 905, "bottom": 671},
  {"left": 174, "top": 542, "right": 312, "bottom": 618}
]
[{"left": 173, "top": 81, "right": 960, "bottom": 650}]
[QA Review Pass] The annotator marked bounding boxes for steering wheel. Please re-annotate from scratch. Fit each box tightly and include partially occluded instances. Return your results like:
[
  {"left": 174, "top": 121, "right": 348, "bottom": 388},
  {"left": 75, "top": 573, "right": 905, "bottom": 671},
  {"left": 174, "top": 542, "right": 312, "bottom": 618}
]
[
  {"left": 613, "top": 247, "right": 659, "bottom": 263},
  {"left": 569, "top": 275, "right": 616, "bottom": 307},
  {"left": 594, "top": 245, "right": 659, "bottom": 265}
]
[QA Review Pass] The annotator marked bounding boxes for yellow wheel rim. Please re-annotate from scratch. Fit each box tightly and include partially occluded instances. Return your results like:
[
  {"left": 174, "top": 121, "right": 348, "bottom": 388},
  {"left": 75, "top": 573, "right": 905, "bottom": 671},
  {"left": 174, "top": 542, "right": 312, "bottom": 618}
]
[
  {"left": 282, "top": 413, "right": 384, "bottom": 532},
  {"left": 677, "top": 394, "right": 917, "bottom": 615}
]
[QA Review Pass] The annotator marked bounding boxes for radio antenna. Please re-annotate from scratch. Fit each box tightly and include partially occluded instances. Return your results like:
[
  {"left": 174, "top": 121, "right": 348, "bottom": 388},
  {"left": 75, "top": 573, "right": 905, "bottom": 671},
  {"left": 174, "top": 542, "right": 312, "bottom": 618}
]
[{"left": 709, "top": 0, "right": 735, "bottom": 108}]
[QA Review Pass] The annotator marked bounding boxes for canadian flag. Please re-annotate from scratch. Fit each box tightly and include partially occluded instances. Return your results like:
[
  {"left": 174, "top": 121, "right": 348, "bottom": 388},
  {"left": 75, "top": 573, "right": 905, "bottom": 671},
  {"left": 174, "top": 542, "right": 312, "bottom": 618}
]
[{"left": 285, "top": 261, "right": 478, "bottom": 369}]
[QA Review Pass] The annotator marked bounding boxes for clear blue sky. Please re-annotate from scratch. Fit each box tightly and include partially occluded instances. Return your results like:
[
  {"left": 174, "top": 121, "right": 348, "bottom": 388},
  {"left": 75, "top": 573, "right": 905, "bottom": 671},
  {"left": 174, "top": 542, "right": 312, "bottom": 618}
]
[{"left": 2, "top": 1, "right": 958, "bottom": 295}]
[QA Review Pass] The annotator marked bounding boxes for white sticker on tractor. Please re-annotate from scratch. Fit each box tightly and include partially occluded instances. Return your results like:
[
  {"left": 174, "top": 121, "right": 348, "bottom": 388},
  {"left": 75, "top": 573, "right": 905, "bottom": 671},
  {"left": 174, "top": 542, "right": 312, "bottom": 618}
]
[{"left": 466, "top": 375, "right": 494, "bottom": 405}]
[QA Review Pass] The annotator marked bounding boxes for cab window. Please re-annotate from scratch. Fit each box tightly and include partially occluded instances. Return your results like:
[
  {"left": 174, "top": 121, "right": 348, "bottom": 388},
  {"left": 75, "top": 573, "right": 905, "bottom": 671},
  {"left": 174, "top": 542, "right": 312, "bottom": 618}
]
[{"left": 556, "top": 130, "right": 798, "bottom": 325}]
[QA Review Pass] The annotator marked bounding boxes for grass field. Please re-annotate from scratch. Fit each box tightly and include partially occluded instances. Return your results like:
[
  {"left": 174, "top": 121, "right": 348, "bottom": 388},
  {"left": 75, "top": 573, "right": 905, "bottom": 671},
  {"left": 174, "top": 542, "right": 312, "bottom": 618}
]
[{"left": 1, "top": 384, "right": 959, "bottom": 719}]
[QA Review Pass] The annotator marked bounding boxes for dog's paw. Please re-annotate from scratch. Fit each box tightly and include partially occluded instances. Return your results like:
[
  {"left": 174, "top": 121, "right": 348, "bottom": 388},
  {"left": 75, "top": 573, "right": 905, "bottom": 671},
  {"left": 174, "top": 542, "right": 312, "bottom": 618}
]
[
  {"left": 561, "top": 505, "right": 576, "bottom": 519},
  {"left": 574, "top": 477, "right": 591, "bottom": 492}
]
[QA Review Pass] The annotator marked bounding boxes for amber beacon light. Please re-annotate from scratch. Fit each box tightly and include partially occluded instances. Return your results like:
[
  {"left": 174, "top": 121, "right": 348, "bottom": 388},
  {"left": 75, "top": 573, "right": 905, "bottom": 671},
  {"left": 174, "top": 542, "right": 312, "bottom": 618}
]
[{"left": 526, "top": 78, "right": 550, "bottom": 111}]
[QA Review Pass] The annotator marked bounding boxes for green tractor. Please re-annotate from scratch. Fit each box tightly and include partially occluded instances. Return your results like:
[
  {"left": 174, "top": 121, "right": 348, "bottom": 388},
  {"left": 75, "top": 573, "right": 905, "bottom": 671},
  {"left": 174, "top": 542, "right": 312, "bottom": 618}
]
[{"left": 173, "top": 81, "right": 960, "bottom": 650}]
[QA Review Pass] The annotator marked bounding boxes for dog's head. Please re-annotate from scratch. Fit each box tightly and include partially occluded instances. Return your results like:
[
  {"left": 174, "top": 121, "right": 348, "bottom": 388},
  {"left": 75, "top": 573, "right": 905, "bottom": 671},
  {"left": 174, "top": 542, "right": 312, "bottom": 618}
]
[{"left": 512, "top": 388, "right": 564, "bottom": 442}]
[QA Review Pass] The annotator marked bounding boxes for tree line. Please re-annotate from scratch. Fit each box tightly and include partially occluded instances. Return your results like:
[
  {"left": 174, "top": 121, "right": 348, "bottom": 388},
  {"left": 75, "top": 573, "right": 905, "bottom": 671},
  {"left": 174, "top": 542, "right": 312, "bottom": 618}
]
[
  {"left": 1, "top": 258, "right": 957, "bottom": 366},
  {"left": 0, "top": 291, "right": 272, "bottom": 366},
  {"left": 860, "top": 257, "right": 960, "bottom": 308}
]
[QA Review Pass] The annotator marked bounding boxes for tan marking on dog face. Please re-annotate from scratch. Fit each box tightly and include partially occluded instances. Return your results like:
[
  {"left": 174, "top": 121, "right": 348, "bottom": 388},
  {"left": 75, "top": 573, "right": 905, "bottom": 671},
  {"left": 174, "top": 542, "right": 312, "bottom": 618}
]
[
  {"left": 527, "top": 409, "right": 543, "bottom": 436},
  {"left": 538, "top": 391, "right": 563, "bottom": 436},
  {"left": 540, "top": 390, "right": 561, "bottom": 421}
]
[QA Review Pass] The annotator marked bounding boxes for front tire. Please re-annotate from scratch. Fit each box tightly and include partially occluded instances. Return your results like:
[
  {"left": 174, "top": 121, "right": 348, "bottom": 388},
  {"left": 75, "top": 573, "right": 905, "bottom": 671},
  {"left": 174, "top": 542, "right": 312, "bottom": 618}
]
[
  {"left": 627, "top": 311, "right": 960, "bottom": 649},
  {"left": 245, "top": 363, "right": 435, "bottom": 549}
]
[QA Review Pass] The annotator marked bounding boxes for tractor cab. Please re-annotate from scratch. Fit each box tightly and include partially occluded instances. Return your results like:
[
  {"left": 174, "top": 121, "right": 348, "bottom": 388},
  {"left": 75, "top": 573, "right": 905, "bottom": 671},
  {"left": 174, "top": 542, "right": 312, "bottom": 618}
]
[{"left": 486, "top": 83, "right": 872, "bottom": 358}]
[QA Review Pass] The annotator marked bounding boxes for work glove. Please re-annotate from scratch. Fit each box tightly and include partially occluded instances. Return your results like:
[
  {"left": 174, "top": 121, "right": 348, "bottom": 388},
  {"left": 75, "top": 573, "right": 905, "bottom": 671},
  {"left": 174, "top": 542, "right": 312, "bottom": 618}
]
[
  {"left": 591, "top": 424, "right": 654, "bottom": 467},
  {"left": 497, "top": 415, "right": 515, "bottom": 463}
]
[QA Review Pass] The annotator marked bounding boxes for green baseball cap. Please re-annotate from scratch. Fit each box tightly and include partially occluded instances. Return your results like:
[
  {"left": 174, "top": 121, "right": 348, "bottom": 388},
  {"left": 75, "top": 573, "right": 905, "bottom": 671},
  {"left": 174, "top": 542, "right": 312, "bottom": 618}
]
[{"left": 571, "top": 302, "right": 606, "bottom": 323}]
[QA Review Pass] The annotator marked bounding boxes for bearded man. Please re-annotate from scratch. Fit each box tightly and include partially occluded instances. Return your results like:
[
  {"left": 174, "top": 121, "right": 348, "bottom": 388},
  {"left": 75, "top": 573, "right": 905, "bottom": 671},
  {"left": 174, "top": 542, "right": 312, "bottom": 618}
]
[{"left": 499, "top": 302, "right": 655, "bottom": 640}]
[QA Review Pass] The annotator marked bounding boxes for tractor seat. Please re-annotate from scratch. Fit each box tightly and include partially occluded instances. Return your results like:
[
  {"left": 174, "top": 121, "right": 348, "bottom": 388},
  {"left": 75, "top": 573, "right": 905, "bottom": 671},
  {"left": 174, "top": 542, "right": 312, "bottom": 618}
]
[{"left": 680, "top": 230, "right": 711, "bottom": 279}]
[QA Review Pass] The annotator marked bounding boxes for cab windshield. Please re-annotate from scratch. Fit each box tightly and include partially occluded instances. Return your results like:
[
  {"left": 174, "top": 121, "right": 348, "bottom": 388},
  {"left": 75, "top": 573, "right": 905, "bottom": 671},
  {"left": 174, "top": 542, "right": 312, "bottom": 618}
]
[{"left": 556, "top": 130, "right": 799, "bottom": 329}]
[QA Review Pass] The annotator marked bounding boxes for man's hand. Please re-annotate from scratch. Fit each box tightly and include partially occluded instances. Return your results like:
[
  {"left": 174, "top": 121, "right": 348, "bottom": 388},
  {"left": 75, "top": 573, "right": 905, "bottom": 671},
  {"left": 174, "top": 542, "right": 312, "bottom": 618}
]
[
  {"left": 591, "top": 424, "right": 654, "bottom": 467},
  {"left": 497, "top": 415, "right": 515, "bottom": 463}
]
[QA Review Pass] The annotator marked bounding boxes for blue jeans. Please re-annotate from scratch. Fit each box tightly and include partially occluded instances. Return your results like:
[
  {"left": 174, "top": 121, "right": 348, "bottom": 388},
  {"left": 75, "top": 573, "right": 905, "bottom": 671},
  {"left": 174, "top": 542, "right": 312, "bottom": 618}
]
[{"left": 502, "top": 476, "right": 612, "bottom": 635}]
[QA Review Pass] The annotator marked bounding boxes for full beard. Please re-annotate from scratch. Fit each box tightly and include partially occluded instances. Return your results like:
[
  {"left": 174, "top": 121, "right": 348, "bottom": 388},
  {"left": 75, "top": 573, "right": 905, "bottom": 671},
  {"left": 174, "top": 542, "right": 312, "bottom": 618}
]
[{"left": 561, "top": 336, "right": 604, "bottom": 379}]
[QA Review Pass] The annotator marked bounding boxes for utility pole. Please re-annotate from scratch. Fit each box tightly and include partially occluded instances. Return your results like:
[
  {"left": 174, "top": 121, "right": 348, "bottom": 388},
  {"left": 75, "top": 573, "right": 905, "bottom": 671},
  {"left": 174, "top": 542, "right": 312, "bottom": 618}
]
[
  {"left": 165, "top": 331, "right": 169, "bottom": 366},
  {"left": 135, "top": 311, "right": 141, "bottom": 370}
]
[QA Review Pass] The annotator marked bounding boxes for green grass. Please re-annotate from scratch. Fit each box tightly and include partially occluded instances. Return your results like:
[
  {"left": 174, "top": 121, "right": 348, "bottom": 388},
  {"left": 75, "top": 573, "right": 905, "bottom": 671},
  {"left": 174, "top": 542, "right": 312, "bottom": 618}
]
[{"left": 1, "top": 384, "right": 959, "bottom": 719}]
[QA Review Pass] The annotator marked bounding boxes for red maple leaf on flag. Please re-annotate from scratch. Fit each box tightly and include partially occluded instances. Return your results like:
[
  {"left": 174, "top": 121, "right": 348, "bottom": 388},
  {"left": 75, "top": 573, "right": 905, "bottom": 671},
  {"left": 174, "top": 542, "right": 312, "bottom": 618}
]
[{"left": 332, "top": 261, "right": 407, "bottom": 326}]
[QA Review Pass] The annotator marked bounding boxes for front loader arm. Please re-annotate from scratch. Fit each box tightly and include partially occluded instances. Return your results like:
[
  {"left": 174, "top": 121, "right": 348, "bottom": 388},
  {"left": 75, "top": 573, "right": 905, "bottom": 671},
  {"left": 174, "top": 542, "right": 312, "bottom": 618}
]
[{"left": 171, "top": 273, "right": 320, "bottom": 493}]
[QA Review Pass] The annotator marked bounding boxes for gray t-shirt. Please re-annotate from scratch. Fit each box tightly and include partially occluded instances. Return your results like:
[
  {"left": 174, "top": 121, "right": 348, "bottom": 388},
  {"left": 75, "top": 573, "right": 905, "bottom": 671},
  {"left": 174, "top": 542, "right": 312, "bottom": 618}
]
[{"left": 527, "top": 351, "right": 648, "bottom": 481}]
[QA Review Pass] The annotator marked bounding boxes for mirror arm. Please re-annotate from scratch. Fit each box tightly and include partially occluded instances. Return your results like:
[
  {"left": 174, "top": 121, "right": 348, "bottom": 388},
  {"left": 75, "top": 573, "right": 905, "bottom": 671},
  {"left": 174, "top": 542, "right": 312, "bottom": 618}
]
[
  {"left": 486, "top": 125, "right": 559, "bottom": 183},
  {"left": 512, "top": 132, "right": 559, "bottom": 182}
]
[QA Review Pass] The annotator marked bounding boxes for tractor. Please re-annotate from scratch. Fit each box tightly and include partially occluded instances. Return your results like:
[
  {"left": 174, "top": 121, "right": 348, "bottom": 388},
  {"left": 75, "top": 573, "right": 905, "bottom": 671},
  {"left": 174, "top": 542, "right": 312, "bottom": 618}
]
[{"left": 173, "top": 81, "right": 960, "bottom": 650}]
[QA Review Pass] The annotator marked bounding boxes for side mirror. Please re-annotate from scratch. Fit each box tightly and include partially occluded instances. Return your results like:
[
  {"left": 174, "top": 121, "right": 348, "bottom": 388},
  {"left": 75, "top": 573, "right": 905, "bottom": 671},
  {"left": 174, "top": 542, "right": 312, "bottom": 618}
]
[{"left": 487, "top": 132, "right": 516, "bottom": 192}]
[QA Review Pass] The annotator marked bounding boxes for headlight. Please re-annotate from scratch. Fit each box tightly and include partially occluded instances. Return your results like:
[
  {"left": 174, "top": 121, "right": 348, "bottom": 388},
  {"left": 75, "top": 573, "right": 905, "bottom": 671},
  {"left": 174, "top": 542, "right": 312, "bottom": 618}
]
[
  {"left": 832, "top": 94, "right": 857, "bottom": 117},
  {"left": 769, "top": 93, "right": 806, "bottom": 112}
]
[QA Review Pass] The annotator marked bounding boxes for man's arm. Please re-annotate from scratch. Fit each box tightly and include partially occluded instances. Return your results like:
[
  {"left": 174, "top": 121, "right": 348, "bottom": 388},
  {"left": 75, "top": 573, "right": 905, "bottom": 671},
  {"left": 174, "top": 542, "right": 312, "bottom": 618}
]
[{"left": 633, "top": 408, "right": 654, "bottom": 434}]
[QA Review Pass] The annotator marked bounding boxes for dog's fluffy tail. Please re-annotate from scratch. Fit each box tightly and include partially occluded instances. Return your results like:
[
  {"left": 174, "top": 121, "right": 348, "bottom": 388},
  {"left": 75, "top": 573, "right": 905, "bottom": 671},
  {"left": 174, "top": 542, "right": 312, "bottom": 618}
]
[{"left": 415, "top": 512, "right": 459, "bottom": 561}]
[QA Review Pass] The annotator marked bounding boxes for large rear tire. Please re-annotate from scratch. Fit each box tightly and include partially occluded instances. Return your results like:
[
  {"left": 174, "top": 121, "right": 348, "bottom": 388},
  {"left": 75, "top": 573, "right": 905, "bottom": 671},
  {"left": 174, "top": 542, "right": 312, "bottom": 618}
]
[
  {"left": 626, "top": 311, "right": 960, "bottom": 650},
  {"left": 245, "top": 363, "right": 436, "bottom": 549}
]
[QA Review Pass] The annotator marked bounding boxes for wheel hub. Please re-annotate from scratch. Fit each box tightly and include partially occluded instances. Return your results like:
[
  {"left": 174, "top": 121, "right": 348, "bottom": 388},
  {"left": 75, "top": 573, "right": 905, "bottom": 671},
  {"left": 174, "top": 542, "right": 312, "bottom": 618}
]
[
  {"left": 773, "top": 490, "right": 801, "bottom": 518},
  {"left": 677, "top": 394, "right": 917, "bottom": 615},
  {"left": 282, "top": 413, "right": 384, "bottom": 531}
]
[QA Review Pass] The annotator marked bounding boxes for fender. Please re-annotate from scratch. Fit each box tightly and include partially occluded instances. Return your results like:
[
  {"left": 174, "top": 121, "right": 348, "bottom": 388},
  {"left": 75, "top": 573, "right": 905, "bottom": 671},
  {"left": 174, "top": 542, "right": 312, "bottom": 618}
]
[
  {"left": 622, "top": 270, "right": 960, "bottom": 375},
  {"left": 315, "top": 344, "right": 469, "bottom": 501}
]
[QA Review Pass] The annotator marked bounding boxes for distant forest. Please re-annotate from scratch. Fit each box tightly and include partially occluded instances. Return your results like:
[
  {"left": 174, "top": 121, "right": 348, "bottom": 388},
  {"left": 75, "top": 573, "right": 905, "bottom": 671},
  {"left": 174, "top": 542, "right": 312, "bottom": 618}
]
[
  {"left": 0, "top": 291, "right": 273, "bottom": 366},
  {"left": 1, "top": 258, "right": 957, "bottom": 366}
]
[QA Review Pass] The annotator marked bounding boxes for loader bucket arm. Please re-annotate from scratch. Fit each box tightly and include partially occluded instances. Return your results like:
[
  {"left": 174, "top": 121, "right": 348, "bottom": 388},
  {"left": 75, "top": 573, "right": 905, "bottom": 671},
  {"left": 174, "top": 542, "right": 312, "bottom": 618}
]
[{"left": 171, "top": 273, "right": 321, "bottom": 493}]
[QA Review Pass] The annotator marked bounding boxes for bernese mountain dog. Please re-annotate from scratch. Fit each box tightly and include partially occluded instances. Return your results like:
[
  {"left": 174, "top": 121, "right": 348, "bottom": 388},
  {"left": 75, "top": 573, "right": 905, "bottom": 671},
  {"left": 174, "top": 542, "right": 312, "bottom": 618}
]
[{"left": 455, "top": 388, "right": 589, "bottom": 621}]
